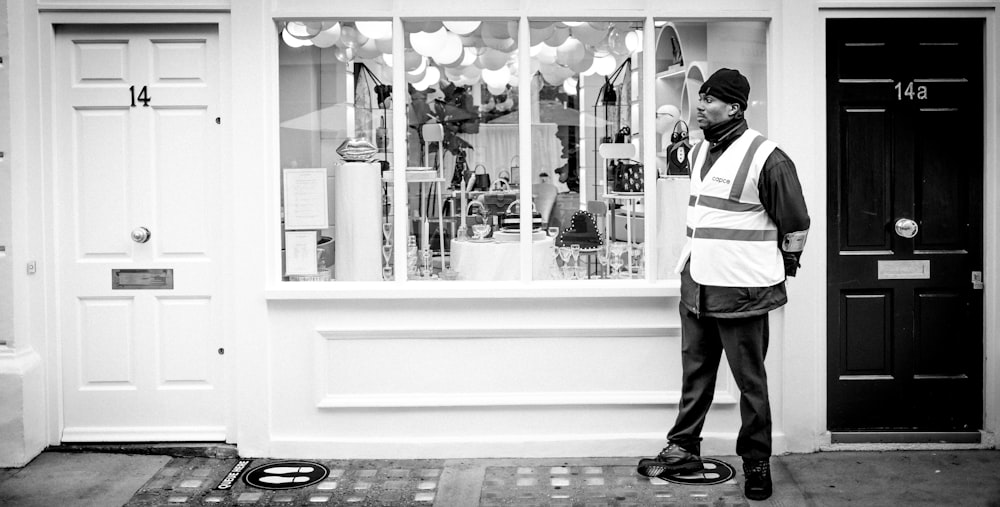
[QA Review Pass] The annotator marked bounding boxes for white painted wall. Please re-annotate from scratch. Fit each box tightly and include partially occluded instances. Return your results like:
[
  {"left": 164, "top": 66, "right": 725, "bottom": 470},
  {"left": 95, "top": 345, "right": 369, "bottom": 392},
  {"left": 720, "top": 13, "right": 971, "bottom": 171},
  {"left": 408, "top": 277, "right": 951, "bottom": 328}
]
[{"left": 0, "top": 0, "right": 996, "bottom": 467}]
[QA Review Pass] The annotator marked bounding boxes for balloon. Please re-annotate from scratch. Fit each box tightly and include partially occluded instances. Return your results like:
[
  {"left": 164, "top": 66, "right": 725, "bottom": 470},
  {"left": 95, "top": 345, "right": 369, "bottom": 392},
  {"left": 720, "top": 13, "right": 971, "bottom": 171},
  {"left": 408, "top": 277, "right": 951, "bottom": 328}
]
[
  {"left": 332, "top": 45, "right": 354, "bottom": 63},
  {"left": 567, "top": 48, "right": 594, "bottom": 74},
  {"left": 555, "top": 37, "right": 585, "bottom": 66},
  {"left": 282, "top": 28, "right": 311, "bottom": 48},
  {"left": 571, "top": 23, "right": 607, "bottom": 46},
  {"left": 532, "top": 43, "right": 557, "bottom": 65},
  {"left": 407, "top": 55, "right": 428, "bottom": 75},
  {"left": 404, "top": 50, "right": 423, "bottom": 71},
  {"left": 356, "top": 38, "right": 381, "bottom": 59},
  {"left": 433, "top": 31, "right": 464, "bottom": 66},
  {"left": 374, "top": 37, "right": 393, "bottom": 54},
  {"left": 625, "top": 30, "right": 643, "bottom": 53},
  {"left": 285, "top": 22, "right": 313, "bottom": 40},
  {"left": 356, "top": 21, "right": 392, "bottom": 40},
  {"left": 545, "top": 26, "right": 570, "bottom": 47},
  {"left": 478, "top": 48, "right": 509, "bottom": 71},
  {"left": 529, "top": 22, "right": 555, "bottom": 46},
  {"left": 443, "top": 21, "right": 481, "bottom": 35},
  {"left": 405, "top": 65, "right": 426, "bottom": 83},
  {"left": 481, "top": 65, "right": 511, "bottom": 88},
  {"left": 410, "top": 27, "right": 447, "bottom": 57},
  {"left": 311, "top": 25, "right": 340, "bottom": 48},
  {"left": 340, "top": 25, "right": 368, "bottom": 49}
]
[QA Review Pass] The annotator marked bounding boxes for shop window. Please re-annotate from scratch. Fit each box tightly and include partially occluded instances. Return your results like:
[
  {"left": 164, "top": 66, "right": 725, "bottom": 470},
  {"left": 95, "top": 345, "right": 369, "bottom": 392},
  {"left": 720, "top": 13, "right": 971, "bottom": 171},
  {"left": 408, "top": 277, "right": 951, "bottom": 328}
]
[
  {"left": 276, "top": 18, "right": 768, "bottom": 284},
  {"left": 653, "top": 20, "right": 768, "bottom": 280},
  {"left": 527, "top": 21, "right": 645, "bottom": 280},
  {"left": 401, "top": 20, "right": 522, "bottom": 281},
  {"left": 278, "top": 20, "right": 395, "bottom": 282}
]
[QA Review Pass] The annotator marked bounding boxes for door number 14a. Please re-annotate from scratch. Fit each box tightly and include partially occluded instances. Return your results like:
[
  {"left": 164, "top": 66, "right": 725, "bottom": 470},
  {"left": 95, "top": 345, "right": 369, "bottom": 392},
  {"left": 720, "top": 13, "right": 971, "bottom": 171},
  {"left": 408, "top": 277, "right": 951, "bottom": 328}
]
[
  {"left": 129, "top": 85, "right": 151, "bottom": 107},
  {"left": 894, "top": 81, "right": 928, "bottom": 101}
]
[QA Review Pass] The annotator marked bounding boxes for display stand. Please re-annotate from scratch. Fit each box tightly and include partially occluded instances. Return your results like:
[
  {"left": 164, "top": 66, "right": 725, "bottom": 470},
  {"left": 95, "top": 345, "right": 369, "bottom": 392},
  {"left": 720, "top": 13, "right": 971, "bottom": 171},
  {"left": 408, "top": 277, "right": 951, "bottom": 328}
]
[
  {"left": 603, "top": 192, "right": 642, "bottom": 276},
  {"left": 334, "top": 162, "right": 382, "bottom": 280}
]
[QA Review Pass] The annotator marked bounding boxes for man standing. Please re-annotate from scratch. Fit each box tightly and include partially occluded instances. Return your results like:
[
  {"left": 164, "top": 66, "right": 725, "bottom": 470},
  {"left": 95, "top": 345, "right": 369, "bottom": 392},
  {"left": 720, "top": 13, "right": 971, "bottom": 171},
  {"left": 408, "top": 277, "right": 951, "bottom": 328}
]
[{"left": 637, "top": 68, "right": 810, "bottom": 501}]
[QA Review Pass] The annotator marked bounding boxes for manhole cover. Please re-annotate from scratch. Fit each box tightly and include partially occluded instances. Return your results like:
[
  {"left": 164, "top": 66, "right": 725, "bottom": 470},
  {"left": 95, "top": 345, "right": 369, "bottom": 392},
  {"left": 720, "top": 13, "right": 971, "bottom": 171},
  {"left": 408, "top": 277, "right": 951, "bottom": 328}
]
[
  {"left": 658, "top": 457, "right": 736, "bottom": 485},
  {"left": 243, "top": 460, "right": 329, "bottom": 490}
]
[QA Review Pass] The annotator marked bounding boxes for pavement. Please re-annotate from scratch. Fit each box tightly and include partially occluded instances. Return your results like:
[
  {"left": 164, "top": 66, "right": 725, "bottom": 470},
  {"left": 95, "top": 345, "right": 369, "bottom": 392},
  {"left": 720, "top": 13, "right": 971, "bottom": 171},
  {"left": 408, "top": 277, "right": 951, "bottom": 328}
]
[{"left": 1, "top": 447, "right": 999, "bottom": 506}]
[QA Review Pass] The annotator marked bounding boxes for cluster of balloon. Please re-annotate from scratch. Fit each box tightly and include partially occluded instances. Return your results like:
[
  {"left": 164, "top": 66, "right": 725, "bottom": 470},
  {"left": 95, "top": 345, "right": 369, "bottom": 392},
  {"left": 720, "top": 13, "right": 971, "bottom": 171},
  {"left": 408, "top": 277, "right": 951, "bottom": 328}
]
[{"left": 282, "top": 20, "right": 641, "bottom": 96}]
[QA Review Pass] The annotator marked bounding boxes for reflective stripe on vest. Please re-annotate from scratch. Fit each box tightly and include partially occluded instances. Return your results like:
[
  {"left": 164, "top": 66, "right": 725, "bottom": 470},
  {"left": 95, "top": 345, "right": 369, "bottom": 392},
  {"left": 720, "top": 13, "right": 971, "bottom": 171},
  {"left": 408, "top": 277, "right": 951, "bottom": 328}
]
[{"left": 675, "top": 129, "right": 785, "bottom": 287}]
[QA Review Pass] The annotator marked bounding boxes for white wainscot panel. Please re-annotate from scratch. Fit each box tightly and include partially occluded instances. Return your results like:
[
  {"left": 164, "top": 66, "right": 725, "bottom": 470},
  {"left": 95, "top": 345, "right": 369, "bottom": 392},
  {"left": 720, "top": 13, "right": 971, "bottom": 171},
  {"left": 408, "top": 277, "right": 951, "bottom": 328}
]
[
  {"left": 313, "top": 325, "right": 739, "bottom": 409},
  {"left": 152, "top": 39, "right": 207, "bottom": 82},
  {"left": 79, "top": 298, "right": 134, "bottom": 387},
  {"left": 156, "top": 297, "right": 213, "bottom": 387}
]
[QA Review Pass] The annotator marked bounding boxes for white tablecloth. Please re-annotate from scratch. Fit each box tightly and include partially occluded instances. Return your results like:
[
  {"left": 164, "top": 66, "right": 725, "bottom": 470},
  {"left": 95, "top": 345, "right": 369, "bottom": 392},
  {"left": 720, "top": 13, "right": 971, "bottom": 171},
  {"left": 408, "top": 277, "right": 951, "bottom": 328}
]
[{"left": 450, "top": 236, "right": 554, "bottom": 280}]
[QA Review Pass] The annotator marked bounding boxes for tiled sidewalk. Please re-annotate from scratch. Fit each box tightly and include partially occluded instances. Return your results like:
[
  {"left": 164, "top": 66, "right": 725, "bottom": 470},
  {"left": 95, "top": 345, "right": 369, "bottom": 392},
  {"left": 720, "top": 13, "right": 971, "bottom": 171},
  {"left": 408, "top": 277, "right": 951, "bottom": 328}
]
[{"left": 124, "top": 456, "right": 748, "bottom": 506}]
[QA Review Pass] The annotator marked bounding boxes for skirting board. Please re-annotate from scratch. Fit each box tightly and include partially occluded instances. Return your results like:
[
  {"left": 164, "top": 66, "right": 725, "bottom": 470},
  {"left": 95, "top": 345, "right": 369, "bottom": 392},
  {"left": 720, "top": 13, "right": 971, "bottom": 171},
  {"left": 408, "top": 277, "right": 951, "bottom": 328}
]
[
  {"left": 261, "top": 432, "right": 789, "bottom": 460},
  {"left": 61, "top": 426, "right": 227, "bottom": 443}
]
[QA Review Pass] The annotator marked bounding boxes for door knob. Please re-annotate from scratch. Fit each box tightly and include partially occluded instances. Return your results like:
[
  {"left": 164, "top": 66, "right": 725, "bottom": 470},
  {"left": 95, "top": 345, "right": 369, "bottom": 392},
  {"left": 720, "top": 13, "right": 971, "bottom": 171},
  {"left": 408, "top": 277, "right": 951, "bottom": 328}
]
[
  {"left": 894, "top": 218, "right": 918, "bottom": 239},
  {"left": 131, "top": 227, "right": 151, "bottom": 243}
]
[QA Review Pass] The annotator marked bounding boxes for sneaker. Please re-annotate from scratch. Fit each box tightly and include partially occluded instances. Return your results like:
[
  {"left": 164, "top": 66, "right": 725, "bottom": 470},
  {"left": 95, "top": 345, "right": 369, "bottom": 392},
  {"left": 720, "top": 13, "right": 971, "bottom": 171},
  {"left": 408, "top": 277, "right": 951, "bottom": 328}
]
[
  {"left": 742, "top": 459, "right": 772, "bottom": 501},
  {"left": 636, "top": 443, "right": 703, "bottom": 478}
]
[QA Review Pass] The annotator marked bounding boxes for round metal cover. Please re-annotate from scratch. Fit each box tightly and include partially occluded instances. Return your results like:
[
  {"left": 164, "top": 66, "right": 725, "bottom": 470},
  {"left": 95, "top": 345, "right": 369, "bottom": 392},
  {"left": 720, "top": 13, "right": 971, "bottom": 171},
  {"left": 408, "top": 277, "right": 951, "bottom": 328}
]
[
  {"left": 243, "top": 460, "right": 329, "bottom": 490},
  {"left": 658, "top": 457, "right": 736, "bottom": 485}
]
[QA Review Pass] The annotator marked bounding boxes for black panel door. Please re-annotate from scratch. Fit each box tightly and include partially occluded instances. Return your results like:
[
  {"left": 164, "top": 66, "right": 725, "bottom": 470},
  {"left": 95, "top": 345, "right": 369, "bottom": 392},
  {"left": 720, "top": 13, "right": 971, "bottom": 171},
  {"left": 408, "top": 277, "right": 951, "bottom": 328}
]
[{"left": 827, "top": 19, "right": 984, "bottom": 431}]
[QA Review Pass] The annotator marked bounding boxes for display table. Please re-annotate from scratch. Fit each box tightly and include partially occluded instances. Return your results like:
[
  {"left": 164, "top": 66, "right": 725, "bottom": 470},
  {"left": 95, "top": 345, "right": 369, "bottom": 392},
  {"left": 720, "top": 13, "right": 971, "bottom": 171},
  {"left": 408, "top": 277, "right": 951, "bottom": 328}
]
[{"left": 450, "top": 236, "right": 554, "bottom": 280}]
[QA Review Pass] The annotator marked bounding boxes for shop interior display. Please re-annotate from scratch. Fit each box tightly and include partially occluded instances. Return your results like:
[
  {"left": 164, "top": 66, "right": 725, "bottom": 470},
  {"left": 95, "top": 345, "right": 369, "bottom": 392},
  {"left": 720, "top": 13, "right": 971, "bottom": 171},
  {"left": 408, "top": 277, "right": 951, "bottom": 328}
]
[{"left": 278, "top": 18, "right": 766, "bottom": 282}]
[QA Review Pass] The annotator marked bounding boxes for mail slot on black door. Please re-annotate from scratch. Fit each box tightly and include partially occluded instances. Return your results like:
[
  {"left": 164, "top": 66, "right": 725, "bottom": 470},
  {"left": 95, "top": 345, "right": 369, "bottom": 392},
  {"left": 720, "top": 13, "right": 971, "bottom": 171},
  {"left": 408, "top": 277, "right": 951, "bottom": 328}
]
[{"left": 111, "top": 269, "right": 174, "bottom": 290}]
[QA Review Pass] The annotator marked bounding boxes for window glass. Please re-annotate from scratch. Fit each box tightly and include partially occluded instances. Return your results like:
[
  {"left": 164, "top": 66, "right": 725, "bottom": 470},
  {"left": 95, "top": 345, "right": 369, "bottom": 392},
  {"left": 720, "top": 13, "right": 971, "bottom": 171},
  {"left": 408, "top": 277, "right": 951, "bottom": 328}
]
[
  {"left": 653, "top": 20, "right": 768, "bottom": 280},
  {"left": 278, "top": 20, "right": 395, "bottom": 282},
  {"left": 527, "top": 21, "right": 645, "bottom": 280},
  {"left": 402, "top": 20, "right": 522, "bottom": 281}
]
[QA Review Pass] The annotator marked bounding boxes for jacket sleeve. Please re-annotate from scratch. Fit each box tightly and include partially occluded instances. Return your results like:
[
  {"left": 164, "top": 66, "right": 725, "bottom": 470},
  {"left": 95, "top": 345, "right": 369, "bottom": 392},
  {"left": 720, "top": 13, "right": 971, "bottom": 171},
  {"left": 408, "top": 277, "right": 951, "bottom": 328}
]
[{"left": 759, "top": 147, "right": 811, "bottom": 276}]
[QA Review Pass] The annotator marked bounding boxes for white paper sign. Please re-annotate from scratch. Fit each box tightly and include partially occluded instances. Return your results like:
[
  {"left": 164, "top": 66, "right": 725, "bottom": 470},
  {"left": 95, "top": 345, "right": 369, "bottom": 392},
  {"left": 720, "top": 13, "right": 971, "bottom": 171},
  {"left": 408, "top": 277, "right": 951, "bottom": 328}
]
[
  {"left": 283, "top": 168, "right": 329, "bottom": 230},
  {"left": 284, "top": 231, "right": 318, "bottom": 275}
]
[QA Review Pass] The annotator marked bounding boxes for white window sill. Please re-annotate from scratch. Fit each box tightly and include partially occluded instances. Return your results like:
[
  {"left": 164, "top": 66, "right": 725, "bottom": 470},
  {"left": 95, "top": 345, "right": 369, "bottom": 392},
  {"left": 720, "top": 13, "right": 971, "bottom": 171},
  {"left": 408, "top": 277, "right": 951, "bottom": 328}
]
[{"left": 264, "top": 279, "right": 681, "bottom": 300}]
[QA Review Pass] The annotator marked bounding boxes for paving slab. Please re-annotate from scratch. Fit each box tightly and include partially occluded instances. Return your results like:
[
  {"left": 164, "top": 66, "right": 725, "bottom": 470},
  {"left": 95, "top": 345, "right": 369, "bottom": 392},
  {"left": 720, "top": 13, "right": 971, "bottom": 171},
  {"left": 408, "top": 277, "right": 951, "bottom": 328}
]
[
  {"left": 778, "top": 450, "right": 1000, "bottom": 507},
  {"left": 0, "top": 451, "right": 171, "bottom": 507}
]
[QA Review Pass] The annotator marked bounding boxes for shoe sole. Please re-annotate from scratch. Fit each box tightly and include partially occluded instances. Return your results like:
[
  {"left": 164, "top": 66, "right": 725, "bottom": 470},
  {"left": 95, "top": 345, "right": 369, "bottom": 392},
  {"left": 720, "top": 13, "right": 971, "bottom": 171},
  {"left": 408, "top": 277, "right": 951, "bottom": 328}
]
[{"left": 636, "top": 458, "right": 704, "bottom": 478}]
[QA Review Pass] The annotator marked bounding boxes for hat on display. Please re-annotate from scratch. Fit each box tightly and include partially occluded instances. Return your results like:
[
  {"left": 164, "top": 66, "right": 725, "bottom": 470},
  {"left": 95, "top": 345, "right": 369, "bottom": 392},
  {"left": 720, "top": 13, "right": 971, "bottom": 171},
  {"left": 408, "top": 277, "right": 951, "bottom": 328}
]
[{"left": 699, "top": 68, "right": 750, "bottom": 110}]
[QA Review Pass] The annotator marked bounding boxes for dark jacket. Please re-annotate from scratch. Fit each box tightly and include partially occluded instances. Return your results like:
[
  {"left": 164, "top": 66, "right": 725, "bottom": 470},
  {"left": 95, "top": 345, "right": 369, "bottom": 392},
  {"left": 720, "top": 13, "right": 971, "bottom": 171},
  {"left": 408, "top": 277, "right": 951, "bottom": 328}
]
[{"left": 680, "top": 120, "right": 810, "bottom": 318}]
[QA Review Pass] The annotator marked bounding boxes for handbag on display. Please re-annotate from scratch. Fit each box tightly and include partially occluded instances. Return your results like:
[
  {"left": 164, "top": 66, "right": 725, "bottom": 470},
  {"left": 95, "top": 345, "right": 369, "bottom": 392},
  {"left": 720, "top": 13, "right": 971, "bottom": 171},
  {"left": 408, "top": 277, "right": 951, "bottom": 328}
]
[
  {"left": 469, "top": 164, "right": 491, "bottom": 192},
  {"left": 497, "top": 169, "right": 511, "bottom": 184},
  {"left": 499, "top": 199, "right": 543, "bottom": 231},
  {"left": 614, "top": 126, "right": 631, "bottom": 143},
  {"left": 666, "top": 120, "right": 692, "bottom": 176},
  {"left": 482, "top": 179, "right": 518, "bottom": 215},
  {"left": 609, "top": 160, "right": 644, "bottom": 193}
]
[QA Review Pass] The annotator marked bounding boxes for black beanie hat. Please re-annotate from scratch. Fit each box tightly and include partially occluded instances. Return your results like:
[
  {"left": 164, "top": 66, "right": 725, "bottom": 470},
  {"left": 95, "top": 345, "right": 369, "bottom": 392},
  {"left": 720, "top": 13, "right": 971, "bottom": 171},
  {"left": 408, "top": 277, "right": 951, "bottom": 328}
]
[{"left": 699, "top": 68, "right": 750, "bottom": 111}]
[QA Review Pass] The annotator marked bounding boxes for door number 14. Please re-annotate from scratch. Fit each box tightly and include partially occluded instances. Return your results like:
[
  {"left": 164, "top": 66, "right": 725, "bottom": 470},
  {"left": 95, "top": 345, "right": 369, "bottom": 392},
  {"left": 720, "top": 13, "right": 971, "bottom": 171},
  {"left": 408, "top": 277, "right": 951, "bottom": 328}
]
[
  {"left": 129, "top": 85, "right": 151, "bottom": 107},
  {"left": 894, "top": 81, "right": 928, "bottom": 101}
]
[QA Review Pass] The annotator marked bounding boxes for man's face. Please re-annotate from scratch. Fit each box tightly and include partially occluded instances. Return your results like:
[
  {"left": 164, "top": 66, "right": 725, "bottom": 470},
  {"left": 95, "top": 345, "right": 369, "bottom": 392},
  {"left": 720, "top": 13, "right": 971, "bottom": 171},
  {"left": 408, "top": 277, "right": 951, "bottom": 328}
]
[{"left": 696, "top": 94, "right": 738, "bottom": 129}]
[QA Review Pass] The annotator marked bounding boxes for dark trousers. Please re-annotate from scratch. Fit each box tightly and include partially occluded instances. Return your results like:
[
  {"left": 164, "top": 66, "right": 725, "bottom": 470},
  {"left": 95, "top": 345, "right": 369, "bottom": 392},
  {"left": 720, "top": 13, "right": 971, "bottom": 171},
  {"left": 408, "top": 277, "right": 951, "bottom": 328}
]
[{"left": 667, "top": 303, "right": 772, "bottom": 461}]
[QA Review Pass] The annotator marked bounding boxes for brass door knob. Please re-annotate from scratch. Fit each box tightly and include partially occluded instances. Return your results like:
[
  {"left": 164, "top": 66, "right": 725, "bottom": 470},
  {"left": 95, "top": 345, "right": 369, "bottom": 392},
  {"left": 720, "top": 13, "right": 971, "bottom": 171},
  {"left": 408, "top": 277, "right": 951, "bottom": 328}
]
[
  {"left": 894, "top": 218, "right": 918, "bottom": 239},
  {"left": 131, "top": 227, "right": 151, "bottom": 243}
]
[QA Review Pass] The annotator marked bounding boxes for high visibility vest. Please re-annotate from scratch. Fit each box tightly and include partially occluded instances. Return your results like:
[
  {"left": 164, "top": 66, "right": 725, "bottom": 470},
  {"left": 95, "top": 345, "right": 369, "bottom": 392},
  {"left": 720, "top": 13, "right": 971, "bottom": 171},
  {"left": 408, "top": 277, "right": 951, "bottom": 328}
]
[{"left": 674, "top": 129, "right": 785, "bottom": 287}]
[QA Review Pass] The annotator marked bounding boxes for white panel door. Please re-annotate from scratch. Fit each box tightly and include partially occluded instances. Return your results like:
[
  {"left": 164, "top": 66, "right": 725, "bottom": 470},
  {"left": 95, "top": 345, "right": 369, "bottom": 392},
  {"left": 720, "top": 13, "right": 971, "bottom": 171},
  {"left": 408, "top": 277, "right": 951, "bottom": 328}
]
[{"left": 55, "top": 25, "right": 227, "bottom": 442}]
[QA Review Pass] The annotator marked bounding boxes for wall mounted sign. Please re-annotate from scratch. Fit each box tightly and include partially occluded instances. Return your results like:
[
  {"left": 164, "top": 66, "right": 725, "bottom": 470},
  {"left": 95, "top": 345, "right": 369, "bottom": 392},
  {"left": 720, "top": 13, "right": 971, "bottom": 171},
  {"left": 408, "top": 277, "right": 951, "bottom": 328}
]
[
  {"left": 655, "top": 458, "right": 736, "bottom": 486},
  {"left": 243, "top": 461, "right": 329, "bottom": 490},
  {"left": 877, "top": 260, "right": 930, "bottom": 280},
  {"left": 111, "top": 269, "right": 173, "bottom": 289}
]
